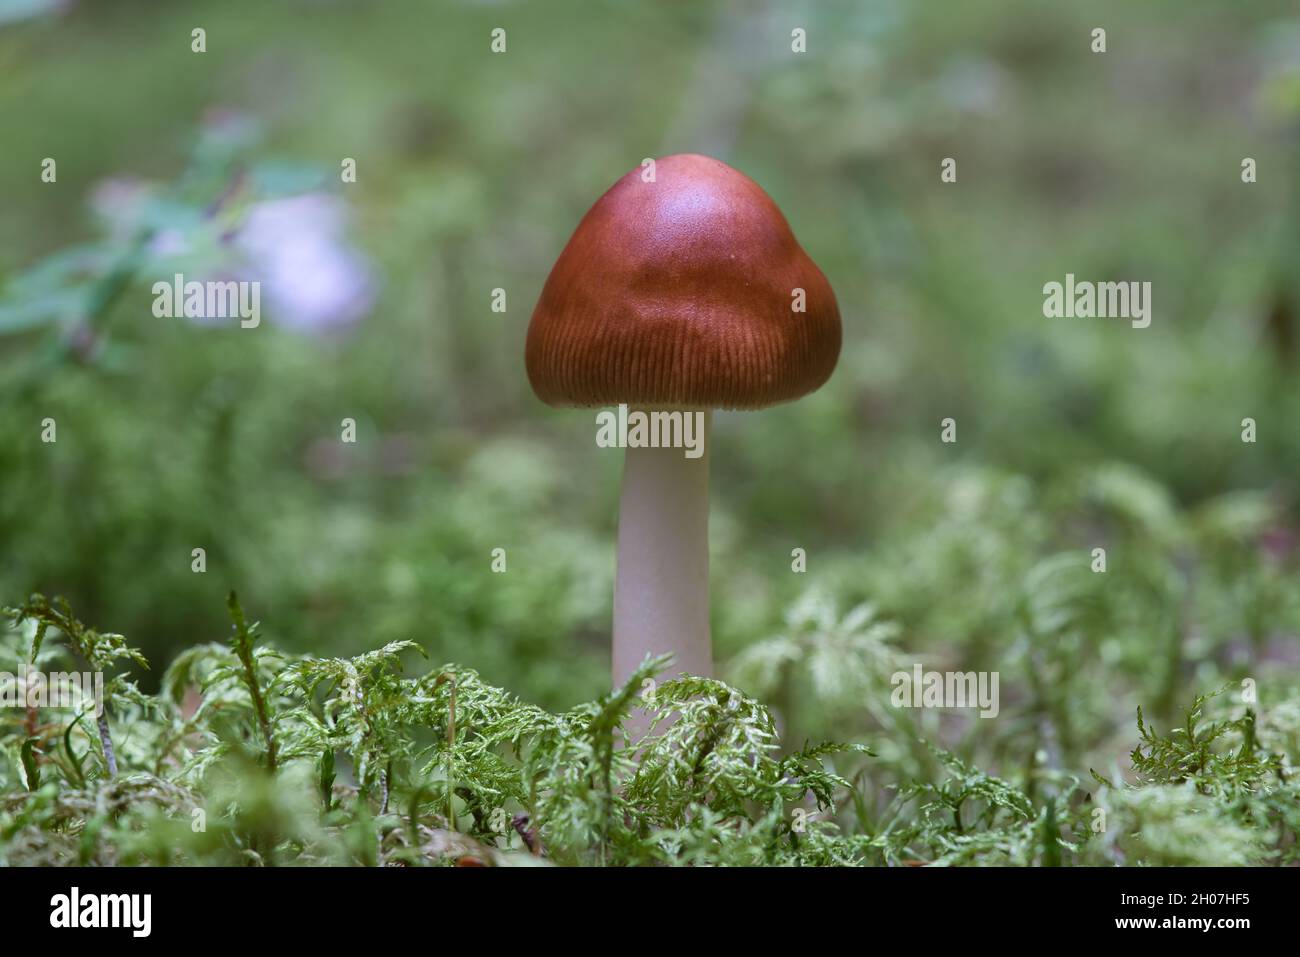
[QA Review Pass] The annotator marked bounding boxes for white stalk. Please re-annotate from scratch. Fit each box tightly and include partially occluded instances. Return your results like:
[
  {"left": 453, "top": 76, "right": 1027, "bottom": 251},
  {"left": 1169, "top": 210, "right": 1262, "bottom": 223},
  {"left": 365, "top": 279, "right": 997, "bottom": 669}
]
[{"left": 612, "top": 408, "right": 712, "bottom": 689}]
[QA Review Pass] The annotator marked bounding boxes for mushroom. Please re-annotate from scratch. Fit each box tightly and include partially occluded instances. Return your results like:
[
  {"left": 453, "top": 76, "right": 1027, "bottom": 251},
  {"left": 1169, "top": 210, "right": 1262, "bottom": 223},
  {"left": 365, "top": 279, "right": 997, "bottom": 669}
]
[{"left": 526, "top": 153, "right": 841, "bottom": 689}]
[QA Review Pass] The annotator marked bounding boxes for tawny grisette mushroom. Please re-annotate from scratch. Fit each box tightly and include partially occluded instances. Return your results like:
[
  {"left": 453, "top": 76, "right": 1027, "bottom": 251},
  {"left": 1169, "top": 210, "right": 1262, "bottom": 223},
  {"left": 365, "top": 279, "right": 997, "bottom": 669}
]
[{"left": 526, "top": 153, "right": 841, "bottom": 688}]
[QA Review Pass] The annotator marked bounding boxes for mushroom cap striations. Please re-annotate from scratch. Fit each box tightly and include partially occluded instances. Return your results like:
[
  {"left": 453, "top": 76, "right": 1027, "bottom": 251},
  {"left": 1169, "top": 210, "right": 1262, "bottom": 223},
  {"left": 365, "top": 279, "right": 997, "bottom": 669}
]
[{"left": 526, "top": 154, "right": 841, "bottom": 410}]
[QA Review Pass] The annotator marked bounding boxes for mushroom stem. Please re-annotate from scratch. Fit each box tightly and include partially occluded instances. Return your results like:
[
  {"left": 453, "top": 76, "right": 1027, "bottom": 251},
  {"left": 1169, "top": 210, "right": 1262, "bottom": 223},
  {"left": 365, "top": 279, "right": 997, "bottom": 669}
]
[{"left": 612, "top": 408, "right": 712, "bottom": 687}]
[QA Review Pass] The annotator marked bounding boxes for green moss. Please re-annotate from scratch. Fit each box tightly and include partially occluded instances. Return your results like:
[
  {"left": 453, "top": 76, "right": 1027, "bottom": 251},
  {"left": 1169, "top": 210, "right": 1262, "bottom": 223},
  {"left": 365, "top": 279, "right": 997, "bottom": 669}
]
[{"left": 2, "top": 595, "right": 1294, "bottom": 867}]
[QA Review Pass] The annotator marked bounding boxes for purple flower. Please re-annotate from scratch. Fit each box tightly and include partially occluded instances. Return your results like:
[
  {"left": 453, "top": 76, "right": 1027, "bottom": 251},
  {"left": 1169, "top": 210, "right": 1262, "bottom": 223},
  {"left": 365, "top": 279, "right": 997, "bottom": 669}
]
[{"left": 236, "top": 193, "right": 374, "bottom": 334}]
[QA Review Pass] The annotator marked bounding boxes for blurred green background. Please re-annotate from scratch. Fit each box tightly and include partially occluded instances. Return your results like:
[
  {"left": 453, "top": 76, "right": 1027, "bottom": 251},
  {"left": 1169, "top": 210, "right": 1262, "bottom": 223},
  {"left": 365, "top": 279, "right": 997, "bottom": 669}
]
[{"left": 2, "top": 0, "right": 1299, "bottom": 785}]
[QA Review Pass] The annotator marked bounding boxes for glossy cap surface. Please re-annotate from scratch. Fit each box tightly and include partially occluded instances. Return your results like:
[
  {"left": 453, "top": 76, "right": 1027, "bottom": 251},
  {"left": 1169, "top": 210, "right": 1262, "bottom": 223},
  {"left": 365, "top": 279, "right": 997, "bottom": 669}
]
[{"left": 526, "top": 154, "right": 841, "bottom": 409}]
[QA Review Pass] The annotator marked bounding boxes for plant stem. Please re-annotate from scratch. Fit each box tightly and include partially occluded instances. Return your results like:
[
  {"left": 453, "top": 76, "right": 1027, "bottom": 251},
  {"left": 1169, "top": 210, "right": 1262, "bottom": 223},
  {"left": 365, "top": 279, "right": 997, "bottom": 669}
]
[
  {"left": 96, "top": 710, "right": 118, "bottom": 777},
  {"left": 227, "top": 593, "right": 278, "bottom": 771},
  {"left": 447, "top": 674, "right": 457, "bottom": 831}
]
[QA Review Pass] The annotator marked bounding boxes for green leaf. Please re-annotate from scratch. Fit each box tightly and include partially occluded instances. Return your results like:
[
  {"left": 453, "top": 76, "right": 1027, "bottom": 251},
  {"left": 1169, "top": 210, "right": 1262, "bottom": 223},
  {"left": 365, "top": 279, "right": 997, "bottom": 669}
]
[{"left": 20, "top": 738, "right": 40, "bottom": 791}]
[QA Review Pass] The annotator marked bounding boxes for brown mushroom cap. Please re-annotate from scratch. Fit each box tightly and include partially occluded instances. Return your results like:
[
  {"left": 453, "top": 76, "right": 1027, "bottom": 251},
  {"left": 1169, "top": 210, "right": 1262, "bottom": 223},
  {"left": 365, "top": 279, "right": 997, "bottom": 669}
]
[{"left": 526, "top": 154, "right": 841, "bottom": 410}]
